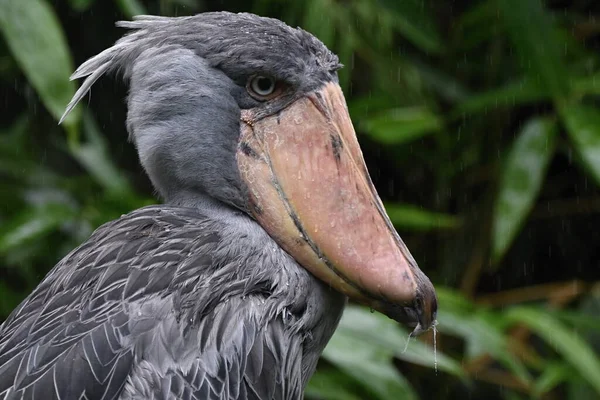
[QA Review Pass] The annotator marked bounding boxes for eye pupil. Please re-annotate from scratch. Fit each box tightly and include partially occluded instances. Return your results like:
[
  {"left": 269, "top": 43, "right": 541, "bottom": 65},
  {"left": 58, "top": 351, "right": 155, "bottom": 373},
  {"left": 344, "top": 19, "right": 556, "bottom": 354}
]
[
  {"left": 257, "top": 77, "right": 272, "bottom": 92},
  {"left": 249, "top": 75, "right": 276, "bottom": 99}
]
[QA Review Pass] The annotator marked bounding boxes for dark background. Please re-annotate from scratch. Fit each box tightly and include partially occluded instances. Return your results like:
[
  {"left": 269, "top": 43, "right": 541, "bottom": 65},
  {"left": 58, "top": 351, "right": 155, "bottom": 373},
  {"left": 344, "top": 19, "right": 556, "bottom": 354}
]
[{"left": 1, "top": 0, "right": 600, "bottom": 399}]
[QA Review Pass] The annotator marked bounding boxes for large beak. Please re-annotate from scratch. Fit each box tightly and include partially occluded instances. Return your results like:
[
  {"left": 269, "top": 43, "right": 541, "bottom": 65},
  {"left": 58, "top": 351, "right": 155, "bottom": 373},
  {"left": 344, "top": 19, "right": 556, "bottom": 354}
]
[{"left": 237, "top": 82, "right": 437, "bottom": 334}]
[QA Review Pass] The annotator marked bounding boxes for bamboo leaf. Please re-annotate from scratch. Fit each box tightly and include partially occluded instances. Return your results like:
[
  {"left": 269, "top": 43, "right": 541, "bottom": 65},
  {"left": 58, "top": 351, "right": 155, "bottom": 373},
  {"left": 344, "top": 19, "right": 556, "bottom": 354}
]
[
  {"left": 361, "top": 107, "right": 442, "bottom": 145},
  {"left": 532, "top": 363, "right": 571, "bottom": 397},
  {"left": 302, "top": 0, "right": 336, "bottom": 48},
  {"left": 437, "top": 309, "right": 531, "bottom": 384},
  {"left": 378, "top": 0, "right": 442, "bottom": 53},
  {"left": 322, "top": 327, "right": 418, "bottom": 400},
  {"left": 306, "top": 369, "right": 365, "bottom": 400},
  {"left": 561, "top": 104, "right": 600, "bottom": 186},
  {"left": 452, "top": 79, "right": 549, "bottom": 118},
  {"left": 70, "top": 113, "right": 134, "bottom": 196},
  {"left": 68, "top": 0, "right": 94, "bottom": 11},
  {"left": 434, "top": 289, "right": 531, "bottom": 384},
  {"left": 338, "top": 306, "right": 465, "bottom": 378},
  {"left": 492, "top": 117, "right": 557, "bottom": 262},
  {"left": 498, "top": 0, "right": 570, "bottom": 99},
  {"left": 114, "top": 0, "right": 146, "bottom": 18},
  {"left": 507, "top": 307, "right": 600, "bottom": 395},
  {"left": 573, "top": 73, "right": 600, "bottom": 96},
  {"left": 385, "top": 203, "right": 460, "bottom": 231},
  {"left": 0, "top": 0, "right": 79, "bottom": 128},
  {"left": 0, "top": 204, "right": 76, "bottom": 254}
]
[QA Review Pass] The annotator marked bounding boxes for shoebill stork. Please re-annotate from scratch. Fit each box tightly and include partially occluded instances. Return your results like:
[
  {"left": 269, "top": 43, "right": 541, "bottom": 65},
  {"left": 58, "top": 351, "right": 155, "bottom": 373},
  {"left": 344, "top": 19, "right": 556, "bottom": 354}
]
[{"left": 0, "top": 12, "right": 437, "bottom": 400}]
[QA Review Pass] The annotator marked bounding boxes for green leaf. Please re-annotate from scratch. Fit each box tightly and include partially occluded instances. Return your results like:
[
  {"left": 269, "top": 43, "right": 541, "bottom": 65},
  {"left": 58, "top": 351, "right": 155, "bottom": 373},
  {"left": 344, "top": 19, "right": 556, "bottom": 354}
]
[
  {"left": 437, "top": 309, "right": 531, "bottom": 384},
  {"left": 302, "top": 0, "right": 336, "bottom": 49},
  {"left": 498, "top": 0, "right": 570, "bottom": 99},
  {"left": 0, "top": 282, "right": 25, "bottom": 318},
  {"left": 385, "top": 203, "right": 460, "bottom": 231},
  {"left": 70, "top": 113, "right": 134, "bottom": 196},
  {"left": 492, "top": 117, "right": 557, "bottom": 262},
  {"left": 361, "top": 107, "right": 442, "bottom": 145},
  {"left": 378, "top": 0, "right": 442, "bottom": 53},
  {"left": 433, "top": 290, "right": 532, "bottom": 384},
  {"left": 550, "top": 309, "right": 600, "bottom": 333},
  {"left": 68, "top": 0, "right": 95, "bottom": 11},
  {"left": 114, "top": 0, "right": 146, "bottom": 18},
  {"left": 0, "top": 204, "right": 76, "bottom": 254},
  {"left": 322, "top": 326, "right": 418, "bottom": 400},
  {"left": 455, "top": 0, "right": 499, "bottom": 51},
  {"left": 507, "top": 307, "right": 600, "bottom": 395},
  {"left": 306, "top": 369, "right": 365, "bottom": 400},
  {"left": 532, "top": 362, "right": 571, "bottom": 397},
  {"left": 338, "top": 306, "right": 465, "bottom": 378},
  {"left": 0, "top": 0, "right": 79, "bottom": 128},
  {"left": 435, "top": 287, "right": 477, "bottom": 314},
  {"left": 573, "top": 73, "right": 600, "bottom": 96},
  {"left": 561, "top": 104, "right": 600, "bottom": 185},
  {"left": 452, "top": 79, "right": 549, "bottom": 119}
]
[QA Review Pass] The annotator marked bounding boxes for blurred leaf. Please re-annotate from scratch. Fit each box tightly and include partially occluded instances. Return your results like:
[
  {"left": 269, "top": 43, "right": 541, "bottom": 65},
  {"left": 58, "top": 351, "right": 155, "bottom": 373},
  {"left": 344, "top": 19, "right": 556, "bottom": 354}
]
[
  {"left": 492, "top": 117, "right": 557, "bottom": 262},
  {"left": 378, "top": 0, "right": 441, "bottom": 53},
  {"left": 385, "top": 203, "right": 460, "bottom": 231},
  {"left": 69, "top": 113, "right": 133, "bottom": 196},
  {"left": 440, "top": 311, "right": 530, "bottom": 382},
  {"left": 561, "top": 104, "right": 600, "bottom": 185},
  {"left": 0, "top": 0, "right": 79, "bottom": 128},
  {"left": 567, "top": 380, "right": 599, "bottom": 400},
  {"left": 302, "top": 0, "right": 336, "bottom": 48},
  {"left": 68, "top": 0, "right": 95, "bottom": 11},
  {"left": 306, "top": 369, "right": 365, "bottom": 400},
  {"left": 550, "top": 309, "right": 600, "bottom": 332},
  {"left": 435, "top": 291, "right": 532, "bottom": 384},
  {"left": 361, "top": 107, "right": 442, "bottom": 145},
  {"left": 114, "top": 0, "right": 146, "bottom": 18},
  {"left": 573, "top": 73, "right": 600, "bottom": 96},
  {"left": 0, "top": 204, "right": 77, "bottom": 254},
  {"left": 436, "top": 287, "right": 477, "bottom": 314},
  {"left": 499, "top": 0, "right": 570, "bottom": 99},
  {"left": 532, "top": 362, "right": 571, "bottom": 397},
  {"left": 338, "top": 306, "right": 465, "bottom": 378},
  {"left": 0, "top": 282, "right": 26, "bottom": 318},
  {"left": 413, "top": 63, "right": 469, "bottom": 103},
  {"left": 507, "top": 307, "right": 600, "bottom": 395},
  {"left": 452, "top": 79, "right": 549, "bottom": 118},
  {"left": 455, "top": 0, "right": 499, "bottom": 50},
  {"left": 322, "top": 326, "right": 418, "bottom": 400}
]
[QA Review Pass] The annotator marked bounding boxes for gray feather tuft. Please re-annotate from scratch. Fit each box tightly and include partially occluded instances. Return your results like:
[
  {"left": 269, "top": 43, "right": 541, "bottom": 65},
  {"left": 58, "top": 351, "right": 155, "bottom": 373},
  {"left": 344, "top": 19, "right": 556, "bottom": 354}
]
[{"left": 59, "top": 16, "right": 164, "bottom": 124}]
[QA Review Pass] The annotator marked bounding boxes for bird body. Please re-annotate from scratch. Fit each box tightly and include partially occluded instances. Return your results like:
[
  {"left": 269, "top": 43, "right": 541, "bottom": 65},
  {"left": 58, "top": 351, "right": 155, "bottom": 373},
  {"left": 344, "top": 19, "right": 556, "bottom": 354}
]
[
  {"left": 0, "top": 12, "right": 436, "bottom": 399},
  {"left": 0, "top": 204, "right": 344, "bottom": 399}
]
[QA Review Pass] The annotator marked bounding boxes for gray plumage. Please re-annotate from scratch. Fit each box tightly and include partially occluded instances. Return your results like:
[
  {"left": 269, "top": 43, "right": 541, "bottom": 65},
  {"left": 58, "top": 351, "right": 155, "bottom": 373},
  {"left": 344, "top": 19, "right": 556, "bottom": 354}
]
[{"left": 0, "top": 12, "right": 346, "bottom": 400}]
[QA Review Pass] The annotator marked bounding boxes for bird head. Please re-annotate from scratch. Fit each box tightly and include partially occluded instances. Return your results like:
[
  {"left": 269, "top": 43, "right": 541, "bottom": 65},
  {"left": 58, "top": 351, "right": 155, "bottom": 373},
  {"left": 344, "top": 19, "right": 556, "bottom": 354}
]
[{"left": 62, "top": 12, "right": 438, "bottom": 335}]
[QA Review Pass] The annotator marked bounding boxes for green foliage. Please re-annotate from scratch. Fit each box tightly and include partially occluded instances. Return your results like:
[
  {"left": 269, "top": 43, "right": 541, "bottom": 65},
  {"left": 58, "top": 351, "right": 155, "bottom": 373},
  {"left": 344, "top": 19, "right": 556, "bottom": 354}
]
[
  {"left": 0, "top": 0, "right": 79, "bottom": 130},
  {"left": 561, "top": 104, "right": 600, "bottom": 185},
  {"left": 1, "top": 0, "right": 599, "bottom": 399},
  {"left": 507, "top": 307, "right": 600, "bottom": 395},
  {"left": 492, "top": 118, "right": 557, "bottom": 261}
]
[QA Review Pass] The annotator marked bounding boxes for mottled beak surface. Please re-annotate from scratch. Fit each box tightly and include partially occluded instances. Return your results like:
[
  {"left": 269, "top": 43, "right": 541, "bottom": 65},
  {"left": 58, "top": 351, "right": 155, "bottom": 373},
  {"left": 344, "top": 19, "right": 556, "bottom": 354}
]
[{"left": 237, "top": 82, "right": 437, "bottom": 334}]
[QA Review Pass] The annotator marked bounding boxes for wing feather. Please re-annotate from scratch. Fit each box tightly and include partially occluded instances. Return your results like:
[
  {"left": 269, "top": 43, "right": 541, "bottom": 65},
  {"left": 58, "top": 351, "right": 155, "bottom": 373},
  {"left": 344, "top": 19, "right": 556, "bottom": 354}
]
[{"left": 1, "top": 206, "right": 313, "bottom": 400}]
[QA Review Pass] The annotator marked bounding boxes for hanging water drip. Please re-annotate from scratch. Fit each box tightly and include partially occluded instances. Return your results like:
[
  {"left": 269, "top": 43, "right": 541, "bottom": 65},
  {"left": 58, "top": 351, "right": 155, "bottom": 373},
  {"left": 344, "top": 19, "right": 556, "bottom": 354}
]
[{"left": 432, "top": 322, "right": 438, "bottom": 375}]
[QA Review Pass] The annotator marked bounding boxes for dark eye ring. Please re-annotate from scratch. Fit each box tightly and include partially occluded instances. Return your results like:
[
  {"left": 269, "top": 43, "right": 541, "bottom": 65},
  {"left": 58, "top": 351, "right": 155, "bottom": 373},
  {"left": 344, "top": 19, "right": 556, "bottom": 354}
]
[{"left": 247, "top": 75, "right": 278, "bottom": 100}]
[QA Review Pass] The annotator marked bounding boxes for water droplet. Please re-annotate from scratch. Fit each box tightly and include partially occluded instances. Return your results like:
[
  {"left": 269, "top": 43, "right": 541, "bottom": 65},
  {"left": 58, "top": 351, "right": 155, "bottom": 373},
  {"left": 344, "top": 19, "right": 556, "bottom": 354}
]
[
  {"left": 433, "top": 322, "right": 438, "bottom": 375},
  {"left": 402, "top": 332, "right": 412, "bottom": 354}
]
